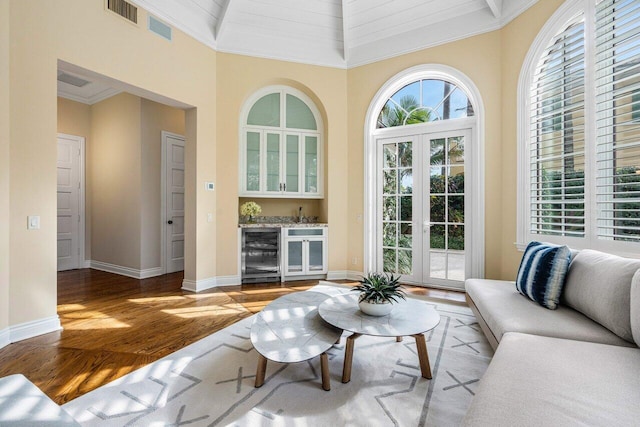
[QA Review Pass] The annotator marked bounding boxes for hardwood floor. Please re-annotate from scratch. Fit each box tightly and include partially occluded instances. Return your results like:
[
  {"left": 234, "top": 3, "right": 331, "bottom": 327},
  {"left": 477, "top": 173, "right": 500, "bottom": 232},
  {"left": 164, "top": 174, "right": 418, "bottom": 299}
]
[{"left": 0, "top": 269, "right": 465, "bottom": 405}]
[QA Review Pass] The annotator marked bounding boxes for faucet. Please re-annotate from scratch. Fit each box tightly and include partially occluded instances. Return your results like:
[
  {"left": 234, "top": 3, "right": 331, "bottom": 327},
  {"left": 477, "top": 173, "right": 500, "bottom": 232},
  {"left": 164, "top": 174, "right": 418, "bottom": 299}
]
[{"left": 298, "top": 206, "right": 303, "bottom": 223}]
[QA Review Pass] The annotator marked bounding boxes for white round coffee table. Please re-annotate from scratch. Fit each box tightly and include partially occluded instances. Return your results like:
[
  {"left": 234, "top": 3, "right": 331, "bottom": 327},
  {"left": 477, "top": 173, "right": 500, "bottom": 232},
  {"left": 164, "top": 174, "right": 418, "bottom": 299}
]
[
  {"left": 318, "top": 293, "right": 440, "bottom": 383},
  {"left": 251, "top": 291, "right": 342, "bottom": 391}
]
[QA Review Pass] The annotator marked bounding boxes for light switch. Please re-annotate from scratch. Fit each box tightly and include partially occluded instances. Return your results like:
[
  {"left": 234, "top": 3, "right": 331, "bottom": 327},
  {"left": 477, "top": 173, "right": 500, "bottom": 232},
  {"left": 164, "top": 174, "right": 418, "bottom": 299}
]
[
  {"left": 207, "top": 213, "right": 213, "bottom": 223},
  {"left": 27, "top": 216, "right": 40, "bottom": 230}
]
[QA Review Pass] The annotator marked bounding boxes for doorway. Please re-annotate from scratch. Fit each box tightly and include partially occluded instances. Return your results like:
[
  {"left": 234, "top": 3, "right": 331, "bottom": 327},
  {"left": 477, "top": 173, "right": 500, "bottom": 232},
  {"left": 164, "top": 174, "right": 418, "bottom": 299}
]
[{"left": 377, "top": 128, "right": 470, "bottom": 290}]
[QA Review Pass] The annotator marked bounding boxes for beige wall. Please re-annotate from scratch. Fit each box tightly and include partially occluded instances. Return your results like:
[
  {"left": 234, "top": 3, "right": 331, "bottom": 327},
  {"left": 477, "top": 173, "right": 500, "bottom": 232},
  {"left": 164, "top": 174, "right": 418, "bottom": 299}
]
[
  {"left": 215, "top": 52, "right": 349, "bottom": 277},
  {"left": 238, "top": 198, "right": 322, "bottom": 219},
  {"left": 57, "top": 97, "right": 92, "bottom": 260},
  {"left": 499, "top": 0, "right": 566, "bottom": 279},
  {"left": 8, "top": 0, "right": 216, "bottom": 328},
  {"left": 140, "top": 99, "right": 185, "bottom": 270},
  {"left": 1, "top": 0, "right": 10, "bottom": 334},
  {"left": 90, "top": 93, "right": 143, "bottom": 269},
  {"left": 346, "top": 31, "right": 504, "bottom": 278}
]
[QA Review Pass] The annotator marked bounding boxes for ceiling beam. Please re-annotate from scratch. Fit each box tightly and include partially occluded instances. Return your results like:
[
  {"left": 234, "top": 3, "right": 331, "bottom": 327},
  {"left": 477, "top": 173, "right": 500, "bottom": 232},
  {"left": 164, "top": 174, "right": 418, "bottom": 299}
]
[
  {"left": 341, "top": 0, "right": 350, "bottom": 62},
  {"left": 485, "top": 0, "right": 502, "bottom": 19},
  {"left": 215, "top": 0, "right": 232, "bottom": 41}
]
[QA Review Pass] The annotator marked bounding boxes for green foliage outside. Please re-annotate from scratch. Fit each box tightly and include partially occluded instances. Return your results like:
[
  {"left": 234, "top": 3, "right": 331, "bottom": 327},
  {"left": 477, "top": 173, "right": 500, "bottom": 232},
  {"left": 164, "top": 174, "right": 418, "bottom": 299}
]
[{"left": 539, "top": 167, "right": 640, "bottom": 240}]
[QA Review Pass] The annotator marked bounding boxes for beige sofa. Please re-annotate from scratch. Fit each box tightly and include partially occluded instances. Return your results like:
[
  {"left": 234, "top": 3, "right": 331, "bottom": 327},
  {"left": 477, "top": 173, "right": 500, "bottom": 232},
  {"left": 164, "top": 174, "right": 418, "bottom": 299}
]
[{"left": 463, "top": 249, "right": 640, "bottom": 426}]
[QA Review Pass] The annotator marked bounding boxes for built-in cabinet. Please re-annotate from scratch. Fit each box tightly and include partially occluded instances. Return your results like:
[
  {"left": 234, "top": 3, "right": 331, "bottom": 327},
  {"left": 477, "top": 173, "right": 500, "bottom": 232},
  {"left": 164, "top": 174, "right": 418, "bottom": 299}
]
[
  {"left": 282, "top": 227, "right": 328, "bottom": 279},
  {"left": 241, "top": 130, "right": 322, "bottom": 198}
]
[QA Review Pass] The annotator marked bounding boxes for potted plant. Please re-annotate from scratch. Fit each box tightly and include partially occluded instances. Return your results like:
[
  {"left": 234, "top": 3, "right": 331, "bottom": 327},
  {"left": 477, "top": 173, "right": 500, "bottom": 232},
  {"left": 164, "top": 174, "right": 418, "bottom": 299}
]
[
  {"left": 240, "top": 201, "right": 261, "bottom": 223},
  {"left": 353, "top": 272, "right": 406, "bottom": 316}
]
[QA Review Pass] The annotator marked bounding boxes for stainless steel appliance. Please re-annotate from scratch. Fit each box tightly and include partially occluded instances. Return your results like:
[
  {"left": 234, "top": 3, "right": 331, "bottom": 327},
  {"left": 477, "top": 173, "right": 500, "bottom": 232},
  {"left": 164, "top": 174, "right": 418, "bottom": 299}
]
[{"left": 241, "top": 228, "right": 281, "bottom": 283}]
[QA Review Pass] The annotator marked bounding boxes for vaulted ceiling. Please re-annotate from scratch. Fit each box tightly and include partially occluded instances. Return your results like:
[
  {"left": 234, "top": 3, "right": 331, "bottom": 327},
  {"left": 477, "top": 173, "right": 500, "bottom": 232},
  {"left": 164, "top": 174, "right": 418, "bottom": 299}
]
[{"left": 129, "top": 0, "right": 539, "bottom": 69}]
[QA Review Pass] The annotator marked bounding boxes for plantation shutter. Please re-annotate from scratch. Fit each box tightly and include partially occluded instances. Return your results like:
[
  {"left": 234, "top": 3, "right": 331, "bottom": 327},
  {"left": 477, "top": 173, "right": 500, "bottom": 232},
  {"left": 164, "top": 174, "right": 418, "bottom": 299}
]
[
  {"left": 595, "top": 0, "right": 640, "bottom": 242},
  {"left": 529, "top": 14, "right": 586, "bottom": 237}
]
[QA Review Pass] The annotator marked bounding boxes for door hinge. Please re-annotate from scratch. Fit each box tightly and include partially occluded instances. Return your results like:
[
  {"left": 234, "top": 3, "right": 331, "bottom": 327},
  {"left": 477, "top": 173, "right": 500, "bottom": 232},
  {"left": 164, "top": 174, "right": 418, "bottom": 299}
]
[{"left": 78, "top": 215, "right": 80, "bottom": 223}]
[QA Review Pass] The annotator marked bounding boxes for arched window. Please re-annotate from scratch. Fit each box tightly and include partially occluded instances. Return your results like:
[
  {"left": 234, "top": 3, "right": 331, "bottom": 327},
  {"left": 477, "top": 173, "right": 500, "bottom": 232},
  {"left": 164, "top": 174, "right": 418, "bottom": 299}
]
[
  {"left": 518, "top": 0, "right": 640, "bottom": 256},
  {"left": 377, "top": 79, "right": 474, "bottom": 128},
  {"left": 239, "top": 86, "right": 323, "bottom": 198},
  {"left": 364, "top": 65, "right": 485, "bottom": 289}
]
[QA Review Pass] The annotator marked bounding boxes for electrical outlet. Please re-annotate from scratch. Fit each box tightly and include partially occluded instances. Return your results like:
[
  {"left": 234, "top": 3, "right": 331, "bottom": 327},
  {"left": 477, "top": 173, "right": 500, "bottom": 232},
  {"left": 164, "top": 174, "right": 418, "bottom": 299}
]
[
  {"left": 356, "top": 213, "right": 363, "bottom": 222},
  {"left": 207, "top": 213, "right": 213, "bottom": 223},
  {"left": 351, "top": 257, "right": 358, "bottom": 265}
]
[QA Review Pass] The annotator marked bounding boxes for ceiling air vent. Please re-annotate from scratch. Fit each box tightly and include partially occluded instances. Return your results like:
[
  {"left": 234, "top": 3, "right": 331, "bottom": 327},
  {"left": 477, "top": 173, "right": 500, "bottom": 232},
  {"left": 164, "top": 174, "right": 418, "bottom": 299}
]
[
  {"left": 148, "top": 15, "right": 172, "bottom": 41},
  {"left": 107, "top": 0, "right": 138, "bottom": 24},
  {"left": 57, "top": 72, "right": 91, "bottom": 88}
]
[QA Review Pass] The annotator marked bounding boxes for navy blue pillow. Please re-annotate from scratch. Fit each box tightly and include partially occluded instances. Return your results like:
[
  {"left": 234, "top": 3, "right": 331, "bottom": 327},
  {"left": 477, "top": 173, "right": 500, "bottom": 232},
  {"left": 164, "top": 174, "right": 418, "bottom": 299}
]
[{"left": 516, "top": 241, "right": 573, "bottom": 310}]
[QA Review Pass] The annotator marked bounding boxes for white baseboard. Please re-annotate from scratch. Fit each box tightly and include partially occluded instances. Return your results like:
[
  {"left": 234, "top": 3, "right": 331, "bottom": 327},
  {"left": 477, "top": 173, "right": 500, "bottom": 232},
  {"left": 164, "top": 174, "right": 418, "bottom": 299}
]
[
  {"left": 214, "top": 275, "right": 242, "bottom": 287},
  {"left": 9, "top": 316, "right": 62, "bottom": 343},
  {"left": 182, "top": 277, "right": 217, "bottom": 293},
  {"left": 181, "top": 275, "right": 241, "bottom": 292},
  {"left": 83, "top": 260, "right": 91, "bottom": 268},
  {"left": 326, "top": 270, "right": 348, "bottom": 280},
  {"left": 0, "top": 327, "right": 9, "bottom": 350},
  {"left": 90, "top": 261, "right": 163, "bottom": 279},
  {"left": 347, "top": 270, "right": 364, "bottom": 281}
]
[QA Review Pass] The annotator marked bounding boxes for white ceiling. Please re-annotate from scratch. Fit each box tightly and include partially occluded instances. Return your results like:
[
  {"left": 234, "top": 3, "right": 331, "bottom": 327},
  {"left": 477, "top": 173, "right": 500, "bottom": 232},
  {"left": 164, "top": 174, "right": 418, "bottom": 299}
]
[
  {"left": 58, "top": 0, "right": 538, "bottom": 103},
  {"left": 129, "top": 0, "right": 538, "bottom": 68}
]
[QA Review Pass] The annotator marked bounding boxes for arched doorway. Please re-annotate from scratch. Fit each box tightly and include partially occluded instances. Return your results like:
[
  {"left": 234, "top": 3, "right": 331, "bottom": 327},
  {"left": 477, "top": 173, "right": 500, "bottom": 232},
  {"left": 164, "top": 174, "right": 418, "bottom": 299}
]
[{"left": 364, "top": 65, "right": 485, "bottom": 290}]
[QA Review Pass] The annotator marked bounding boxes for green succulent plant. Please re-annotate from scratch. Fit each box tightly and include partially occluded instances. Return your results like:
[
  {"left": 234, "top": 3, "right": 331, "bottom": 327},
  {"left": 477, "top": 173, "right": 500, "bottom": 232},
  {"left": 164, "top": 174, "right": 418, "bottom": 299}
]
[{"left": 353, "top": 273, "right": 406, "bottom": 304}]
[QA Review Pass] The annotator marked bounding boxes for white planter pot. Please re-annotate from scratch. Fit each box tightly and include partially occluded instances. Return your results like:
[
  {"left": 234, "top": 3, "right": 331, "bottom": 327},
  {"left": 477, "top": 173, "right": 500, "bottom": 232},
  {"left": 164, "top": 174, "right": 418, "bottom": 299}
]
[{"left": 358, "top": 300, "right": 393, "bottom": 316}]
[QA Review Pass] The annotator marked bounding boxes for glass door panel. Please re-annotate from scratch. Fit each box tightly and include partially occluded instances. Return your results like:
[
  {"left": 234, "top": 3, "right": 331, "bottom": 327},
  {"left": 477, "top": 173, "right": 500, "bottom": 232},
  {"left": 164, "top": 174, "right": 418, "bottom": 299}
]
[
  {"left": 428, "top": 134, "right": 465, "bottom": 283},
  {"left": 266, "top": 133, "right": 281, "bottom": 192},
  {"left": 304, "top": 135, "right": 318, "bottom": 193},
  {"left": 380, "top": 139, "right": 416, "bottom": 279},
  {"left": 285, "top": 134, "right": 299, "bottom": 193},
  {"left": 307, "top": 239, "right": 324, "bottom": 272},
  {"left": 246, "top": 131, "right": 261, "bottom": 192},
  {"left": 286, "top": 240, "right": 303, "bottom": 273}
]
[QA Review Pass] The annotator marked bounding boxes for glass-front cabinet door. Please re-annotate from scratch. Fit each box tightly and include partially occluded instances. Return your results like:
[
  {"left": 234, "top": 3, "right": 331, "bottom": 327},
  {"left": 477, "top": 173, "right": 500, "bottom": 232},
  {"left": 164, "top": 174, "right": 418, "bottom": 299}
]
[
  {"left": 285, "top": 239, "right": 304, "bottom": 274},
  {"left": 284, "top": 134, "right": 300, "bottom": 194},
  {"left": 307, "top": 238, "right": 325, "bottom": 272},
  {"left": 265, "top": 132, "right": 281, "bottom": 193},
  {"left": 304, "top": 135, "right": 319, "bottom": 194}
]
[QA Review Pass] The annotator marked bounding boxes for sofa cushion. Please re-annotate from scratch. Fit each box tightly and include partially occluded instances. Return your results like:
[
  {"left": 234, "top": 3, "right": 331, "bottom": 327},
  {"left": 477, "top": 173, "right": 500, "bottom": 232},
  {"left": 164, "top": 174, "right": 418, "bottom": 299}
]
[
  {"left": 516, "top": 241, "right": 572, "bottom": 309},
  {"left": 562, "top": 249, "right": 640, "bottom": 343},
  {"left": 466, "top": 278, "right": 634, "bottom": 347},
  {"left": 462, "top": 333, "right": 640, "bottom": 427},
  {"left": 632, "top": 270, "right": 640, "bottom": 346}
]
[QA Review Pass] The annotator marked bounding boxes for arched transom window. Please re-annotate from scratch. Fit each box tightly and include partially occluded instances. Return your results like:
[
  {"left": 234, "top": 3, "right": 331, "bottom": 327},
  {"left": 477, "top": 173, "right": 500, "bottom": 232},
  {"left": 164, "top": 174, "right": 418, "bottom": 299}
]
[{"left": 377, "top": 79, "right": 474, "bottom": 128}]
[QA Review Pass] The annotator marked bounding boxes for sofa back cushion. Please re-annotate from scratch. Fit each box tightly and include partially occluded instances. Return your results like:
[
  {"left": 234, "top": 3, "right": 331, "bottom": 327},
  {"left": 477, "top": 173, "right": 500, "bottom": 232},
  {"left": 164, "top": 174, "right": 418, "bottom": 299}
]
[
  {"left": 516, "top": 242, "right": 572, "bottom": 310},
  {"left": 563, "top": 249, "right": 640, "bottom": 343},
  {"left": 631, "top": 270, "right": 640, "bottom": 346}
]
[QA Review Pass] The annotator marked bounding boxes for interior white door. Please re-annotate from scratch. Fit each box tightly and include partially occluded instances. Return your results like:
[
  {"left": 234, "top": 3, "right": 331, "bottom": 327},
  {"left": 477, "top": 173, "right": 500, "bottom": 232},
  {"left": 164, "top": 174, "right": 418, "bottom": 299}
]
[
  {"left": 57, "top": 135, "right": 82, "bottom": 271},
  {"left": 164, "top": 133, "right": 186, "bottom": 273},
  {"left": 377, "top": 128, "right": 470, "bottom": 290}
]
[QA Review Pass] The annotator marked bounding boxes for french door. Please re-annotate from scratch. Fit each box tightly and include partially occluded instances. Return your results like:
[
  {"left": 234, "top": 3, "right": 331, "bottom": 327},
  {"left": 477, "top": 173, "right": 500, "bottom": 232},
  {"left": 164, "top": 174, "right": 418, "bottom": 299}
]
[{"left": 377, "top": 129, "right": 470, "bottom": 290}]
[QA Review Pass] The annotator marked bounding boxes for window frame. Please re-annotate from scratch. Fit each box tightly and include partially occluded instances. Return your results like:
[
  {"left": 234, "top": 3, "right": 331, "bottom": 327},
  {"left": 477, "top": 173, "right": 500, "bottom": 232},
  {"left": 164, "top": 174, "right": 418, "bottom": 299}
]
[{"left": 517, "top": 0, "right": 640, "bottom": 258}]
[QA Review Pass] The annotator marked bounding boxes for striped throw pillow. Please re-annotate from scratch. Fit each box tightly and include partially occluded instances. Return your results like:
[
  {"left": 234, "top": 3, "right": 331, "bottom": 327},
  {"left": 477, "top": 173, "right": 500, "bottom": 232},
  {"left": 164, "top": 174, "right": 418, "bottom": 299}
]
[{"left": 516, "top": 241, "right": 573, "bottom": 310}]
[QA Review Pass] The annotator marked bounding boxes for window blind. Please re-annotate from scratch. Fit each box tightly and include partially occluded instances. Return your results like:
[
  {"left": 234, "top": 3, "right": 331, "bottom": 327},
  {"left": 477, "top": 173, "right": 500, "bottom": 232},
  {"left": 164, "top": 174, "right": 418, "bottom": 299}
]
[
  {"left": 530, "top": 15, "right": 586, "bottom": 237},
  {"left": 595, "top": 0, "right": 640, "bottom": 242}
]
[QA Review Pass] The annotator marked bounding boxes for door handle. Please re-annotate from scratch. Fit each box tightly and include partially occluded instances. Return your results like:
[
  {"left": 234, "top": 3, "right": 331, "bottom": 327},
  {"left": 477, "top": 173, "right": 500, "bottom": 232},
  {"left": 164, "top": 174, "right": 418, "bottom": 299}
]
[
  {"left": 423, "top": 221, "right": 431, "bottom": 232},
  {"left": 168, "top": 220, "right": 173, "bottom": 225}
]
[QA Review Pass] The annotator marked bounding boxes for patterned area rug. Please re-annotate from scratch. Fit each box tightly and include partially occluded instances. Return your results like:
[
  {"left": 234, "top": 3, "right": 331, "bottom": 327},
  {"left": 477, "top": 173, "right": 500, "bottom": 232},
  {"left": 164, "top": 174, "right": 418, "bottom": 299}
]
[{"left": 63, "top": 283, "right": 493, "bottom": 426}]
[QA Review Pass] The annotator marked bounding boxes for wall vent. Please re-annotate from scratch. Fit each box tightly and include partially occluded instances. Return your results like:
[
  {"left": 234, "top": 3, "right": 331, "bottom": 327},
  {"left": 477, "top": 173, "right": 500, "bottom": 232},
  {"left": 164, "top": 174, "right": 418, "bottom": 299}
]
[
  {"left": 107, "top": 0, "right": 138, "bottom": 24},
  {"left": 148, "top": 15, "right": 173, "bottom": 41},
  {"left": 57, "top": 72, "right": 91, "bottom": 88}
]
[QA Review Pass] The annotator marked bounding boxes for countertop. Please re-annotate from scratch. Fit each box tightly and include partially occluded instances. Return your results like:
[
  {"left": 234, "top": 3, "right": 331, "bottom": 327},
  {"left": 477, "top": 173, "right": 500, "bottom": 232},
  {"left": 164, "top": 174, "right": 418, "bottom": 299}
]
[{"left": 238, "top": 222, "right": 328, "bottom": 228}]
